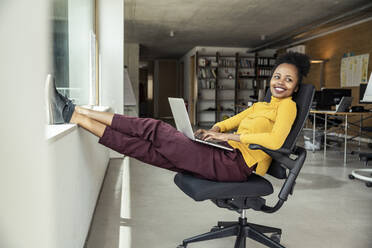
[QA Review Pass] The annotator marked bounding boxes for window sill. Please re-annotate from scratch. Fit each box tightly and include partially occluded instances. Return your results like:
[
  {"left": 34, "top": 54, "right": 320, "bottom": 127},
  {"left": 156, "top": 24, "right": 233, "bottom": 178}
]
[
  {"left": 46, "top": 124, "right": 77, "bottom": 142},
  {"left": 46, "top": 105, "right": 110, "bottom": 142}
]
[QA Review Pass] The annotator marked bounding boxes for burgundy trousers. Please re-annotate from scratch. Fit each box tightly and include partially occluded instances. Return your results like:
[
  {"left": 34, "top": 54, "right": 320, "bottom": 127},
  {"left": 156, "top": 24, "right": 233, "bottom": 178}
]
[{"left": 98, "top": 114, "right": 255, "bottom": 182}]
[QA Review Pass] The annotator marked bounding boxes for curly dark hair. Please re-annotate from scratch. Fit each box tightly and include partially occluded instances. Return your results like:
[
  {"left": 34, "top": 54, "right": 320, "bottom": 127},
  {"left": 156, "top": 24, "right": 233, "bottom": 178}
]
[{"left": 273, "top": 52, "right": 311, "bottom": 85}]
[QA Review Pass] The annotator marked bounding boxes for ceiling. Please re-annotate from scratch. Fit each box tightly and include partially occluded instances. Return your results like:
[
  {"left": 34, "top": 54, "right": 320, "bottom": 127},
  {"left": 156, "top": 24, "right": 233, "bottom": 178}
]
[{"left": 124, "top": 0, "right": 372, "bottom": 59}]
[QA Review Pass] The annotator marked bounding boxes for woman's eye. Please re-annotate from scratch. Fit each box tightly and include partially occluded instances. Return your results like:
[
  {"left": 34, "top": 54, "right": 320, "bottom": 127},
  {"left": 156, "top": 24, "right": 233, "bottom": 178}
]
[
  {"left": 286, "top": 78, "right": 293, "bottom": 82},
  {"left": 274, "top": 75, "right": 280, "bottom": 79}
]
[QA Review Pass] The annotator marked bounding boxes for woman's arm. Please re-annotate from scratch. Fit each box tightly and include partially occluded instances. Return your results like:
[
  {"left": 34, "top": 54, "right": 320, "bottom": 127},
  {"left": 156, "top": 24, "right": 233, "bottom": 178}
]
[{"left": 213, "top": 105, "right": 254, "bottom": 132}]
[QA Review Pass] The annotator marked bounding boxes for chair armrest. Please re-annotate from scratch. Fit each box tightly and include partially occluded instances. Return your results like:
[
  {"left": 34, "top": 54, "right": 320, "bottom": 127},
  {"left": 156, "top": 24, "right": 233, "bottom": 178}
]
[
  {"left": 249, "top": 144, "right": 307, "bottom": 202},
  {"left": 249, "top": 144, "right": 294, "bottom": 170}
]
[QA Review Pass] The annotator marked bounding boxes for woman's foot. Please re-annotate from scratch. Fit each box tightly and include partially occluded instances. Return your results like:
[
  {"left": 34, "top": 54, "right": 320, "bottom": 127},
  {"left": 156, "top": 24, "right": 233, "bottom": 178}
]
[{"left": 45, "top": 74, "right": 75, "bottom": 124}]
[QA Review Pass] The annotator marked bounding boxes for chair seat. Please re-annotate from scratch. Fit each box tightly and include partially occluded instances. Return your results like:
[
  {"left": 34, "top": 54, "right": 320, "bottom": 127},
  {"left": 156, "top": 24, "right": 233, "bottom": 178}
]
[{"left": 174, "top": 173, "right": 274, "bottom": 202}]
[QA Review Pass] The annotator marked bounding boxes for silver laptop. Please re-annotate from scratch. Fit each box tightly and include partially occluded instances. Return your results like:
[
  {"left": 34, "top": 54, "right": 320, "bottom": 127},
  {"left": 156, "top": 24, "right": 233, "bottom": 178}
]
[
  {"left": 168, "top": 97, "right": 233, "bottom": 151},
  {"left": 329, "top": 96, "right": 353, "bottom": 113}
]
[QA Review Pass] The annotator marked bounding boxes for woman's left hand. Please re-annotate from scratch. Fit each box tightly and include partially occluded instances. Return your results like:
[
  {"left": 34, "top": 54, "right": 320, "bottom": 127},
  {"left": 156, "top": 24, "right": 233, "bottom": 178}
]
[{"left": 202, "top": 131, "right": 240, "bottom": 142}]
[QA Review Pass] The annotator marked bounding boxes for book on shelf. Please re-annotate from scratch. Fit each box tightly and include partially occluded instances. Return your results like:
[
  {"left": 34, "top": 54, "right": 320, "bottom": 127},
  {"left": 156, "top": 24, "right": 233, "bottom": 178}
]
[
  {"left": 258, "top": 68, "right": 272, "bottom": 77},
  {"left": 199, "top": 67, "right": 217, "bottom": 79},
  {"left": 211, "top": 69, "right": 216, "bottom": 78},
  {"left": 238, "top": 79, "right": 255, "bottom": 90},
  {"left": 199, "top": 79, "right": 216, "bottom": 89},
  {"left": 239, "top": 58, "right": 254, "bottom": 68},
  {"left": 257, "top": 58, "right": 276, "bottom": 66},
  {"left": 198, "top": 57, "right": 217, "bottom": 67},
  {"left": 238, "top": 68, "right": 255, "bottom": 77},
  {"left": 219, "top": 59, "right": 236, "bottom": 67}
]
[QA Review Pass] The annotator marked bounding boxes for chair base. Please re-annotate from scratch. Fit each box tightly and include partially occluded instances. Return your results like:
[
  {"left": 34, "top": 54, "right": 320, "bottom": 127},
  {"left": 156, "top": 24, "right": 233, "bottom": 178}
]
[{"left": 178, "top": 217, "right": 284, "bottom": 248}]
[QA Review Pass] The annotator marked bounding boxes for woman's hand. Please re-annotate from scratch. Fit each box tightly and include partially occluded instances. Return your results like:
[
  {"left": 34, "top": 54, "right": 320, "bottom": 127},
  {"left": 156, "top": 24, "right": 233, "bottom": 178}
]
[
  {"left": 194, "top": 126, "right": 220, "bottom": 138},
  {"left": 202, "top": 131, "right": 231, "bottom": 141},
  {"left": 194, "top": 128, "right": 240, "bottom": 142}
]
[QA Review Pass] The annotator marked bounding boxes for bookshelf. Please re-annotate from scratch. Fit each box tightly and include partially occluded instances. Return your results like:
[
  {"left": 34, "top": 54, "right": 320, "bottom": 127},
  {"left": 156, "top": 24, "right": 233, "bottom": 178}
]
[
  {"left": 217, "top": 53, "right": 237, "bottom": 122},
  {"left": 236, "top": 54, "right": 257, "bottom": 114},
  {"left": 196, "top": 52, "right": 218, "bottom": 127},
  {"left": 256, "top": 56, "right": 276, "bottom": 97},
  {"left": 195, "top": 52, "right": 276, "bottom": 128}
]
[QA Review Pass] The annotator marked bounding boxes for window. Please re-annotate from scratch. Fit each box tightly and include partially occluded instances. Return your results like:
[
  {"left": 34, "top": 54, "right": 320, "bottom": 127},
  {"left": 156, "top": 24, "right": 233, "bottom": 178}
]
[{"left": 51, "top": 0, "right": 96, "bottom": 105}]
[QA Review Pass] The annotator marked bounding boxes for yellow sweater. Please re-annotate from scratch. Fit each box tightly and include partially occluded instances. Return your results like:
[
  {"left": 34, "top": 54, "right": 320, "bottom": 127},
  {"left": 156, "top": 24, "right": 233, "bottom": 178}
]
[{"left": 214, "top": 96, "right": 297, "bottom": 176}]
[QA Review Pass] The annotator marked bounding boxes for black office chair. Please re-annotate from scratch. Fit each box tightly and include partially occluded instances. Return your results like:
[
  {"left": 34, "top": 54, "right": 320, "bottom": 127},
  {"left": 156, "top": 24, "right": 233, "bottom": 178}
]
[
  {"left": 174, "top": 84, "right": 315, "bottom": 248},
  {"left": 349, "top": 126, "right": 372, "bottom": 188}
]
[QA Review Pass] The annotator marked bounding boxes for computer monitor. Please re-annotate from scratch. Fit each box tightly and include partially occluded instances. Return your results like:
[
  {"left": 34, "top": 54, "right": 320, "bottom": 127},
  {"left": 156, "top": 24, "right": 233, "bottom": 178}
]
[
  {"left": 360, "top": 73, "right": 372, "bottom": 104},
  {"left": 320, "top": 88, "right": 352, "bottom": 106},
  {"left": 359, "top": 84, "right": 369, "bottom": 103},
  {"left": 312, "top": 90, "right": 321, "bottom": 109}
]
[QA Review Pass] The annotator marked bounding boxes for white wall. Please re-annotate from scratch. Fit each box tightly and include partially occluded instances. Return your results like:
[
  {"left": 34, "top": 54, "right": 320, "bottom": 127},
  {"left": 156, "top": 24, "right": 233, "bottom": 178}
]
[
  {"left": 48, "top": 128, "right": 109, "bottom": 248},
  {"left": 0, "top": 1, "right": 53, "bottom": 247},
  {"left": 0, "top": 0, "right": 124, "bottom": 247},
  {"left": 98, "top": 0, "right": 124, "bottom": 115}
]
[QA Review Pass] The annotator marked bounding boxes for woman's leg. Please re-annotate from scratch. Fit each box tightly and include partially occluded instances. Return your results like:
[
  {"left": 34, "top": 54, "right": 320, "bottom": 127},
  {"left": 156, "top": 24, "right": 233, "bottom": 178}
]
[
  {"left": 68, "top": 110, "right": 185, "bottom": 173},
  {"left": 70, "top": 111, "right": 106, "bottom": 137},
  {"left": 98, "top": 127, "right": 188, "bottom": 174},
  {"left": 69, "top": 110, "right": 251, "bottom": 182},
  {"left": 100, "top": 115, "right": 251, "bottom": 182},
  {"left": 74, "top": 106, "right": 114, "bottom": 127}
]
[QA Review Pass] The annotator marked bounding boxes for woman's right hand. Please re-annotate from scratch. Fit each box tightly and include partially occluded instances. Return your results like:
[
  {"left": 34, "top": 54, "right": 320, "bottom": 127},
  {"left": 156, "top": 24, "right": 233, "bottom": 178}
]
[{"left": 194, "top": 126, "right": 220, "bottom": 139}]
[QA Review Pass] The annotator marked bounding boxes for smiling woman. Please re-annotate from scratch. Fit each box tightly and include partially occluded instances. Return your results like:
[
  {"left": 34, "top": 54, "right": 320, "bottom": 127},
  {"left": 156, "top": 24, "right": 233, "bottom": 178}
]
[{"left": 46, "top": 51, "right": 311, "bottom": 179}]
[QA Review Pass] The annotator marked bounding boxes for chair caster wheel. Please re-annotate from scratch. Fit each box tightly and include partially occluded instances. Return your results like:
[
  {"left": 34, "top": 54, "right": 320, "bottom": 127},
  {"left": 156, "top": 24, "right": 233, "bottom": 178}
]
[
  {"left": 348, "top": 174, "right": 355, "bottom": 180},
  {"left": 270, "top": 233, "right": 281, "bottom": 243},
  {"left": 366, "top": 182, "right": 372, "bottom": 187}
]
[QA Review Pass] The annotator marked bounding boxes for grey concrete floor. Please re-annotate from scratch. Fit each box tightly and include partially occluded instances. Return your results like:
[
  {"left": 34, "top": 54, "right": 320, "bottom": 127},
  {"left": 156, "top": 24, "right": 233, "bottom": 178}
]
[{"left": 86, "top": 144, "right": 372, "bottom": 248}]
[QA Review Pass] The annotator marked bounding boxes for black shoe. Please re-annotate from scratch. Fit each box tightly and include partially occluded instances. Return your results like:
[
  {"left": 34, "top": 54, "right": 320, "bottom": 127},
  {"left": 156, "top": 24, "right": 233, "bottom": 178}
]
[{"left": 45, "top": 74, "right": 75, "bottom": 124}]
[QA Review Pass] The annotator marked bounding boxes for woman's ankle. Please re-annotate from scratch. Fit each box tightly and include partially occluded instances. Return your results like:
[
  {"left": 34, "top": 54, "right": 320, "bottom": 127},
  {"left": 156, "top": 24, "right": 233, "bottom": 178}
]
[
  {"left": 69, "top": 110, "right": 79, "bottom": 124},
  {"left": 75, "top": 106, "right": 89, "bottom": 116}
]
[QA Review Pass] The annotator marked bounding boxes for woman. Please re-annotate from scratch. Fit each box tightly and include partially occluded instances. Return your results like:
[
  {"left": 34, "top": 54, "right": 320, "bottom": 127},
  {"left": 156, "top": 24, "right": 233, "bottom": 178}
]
[{"left": 48, "top": 52, "right": 310, "bottom": 182}]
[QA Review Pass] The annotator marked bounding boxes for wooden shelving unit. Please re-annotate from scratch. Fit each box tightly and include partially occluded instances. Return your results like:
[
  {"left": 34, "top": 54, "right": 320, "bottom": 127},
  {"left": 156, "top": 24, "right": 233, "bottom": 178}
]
[{"left": 196, "top": 51, "right": 276, "bottom": 127}]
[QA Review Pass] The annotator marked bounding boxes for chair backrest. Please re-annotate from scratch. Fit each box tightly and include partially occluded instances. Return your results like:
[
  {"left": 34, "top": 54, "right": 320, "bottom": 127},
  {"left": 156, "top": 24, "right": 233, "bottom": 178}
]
[{"left": 264, "top": 84, "right": 315, "bottom": 179}]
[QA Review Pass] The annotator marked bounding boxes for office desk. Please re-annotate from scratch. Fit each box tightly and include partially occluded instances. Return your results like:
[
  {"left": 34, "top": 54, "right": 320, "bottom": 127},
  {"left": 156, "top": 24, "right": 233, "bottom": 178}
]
[{"left": 310, "top": 110, "right": 372, "bottom": 164}]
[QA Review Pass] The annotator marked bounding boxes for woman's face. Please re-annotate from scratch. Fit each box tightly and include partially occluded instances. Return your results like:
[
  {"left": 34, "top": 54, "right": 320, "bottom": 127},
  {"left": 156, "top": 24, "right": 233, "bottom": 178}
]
[{"left": 270, "top": 63, "right": 299, "bottom": 98}]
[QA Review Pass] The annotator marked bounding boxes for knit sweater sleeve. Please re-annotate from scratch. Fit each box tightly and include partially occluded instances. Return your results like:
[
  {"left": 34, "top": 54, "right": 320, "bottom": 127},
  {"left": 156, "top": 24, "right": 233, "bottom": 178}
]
[
  {"left": 239, "top": 99, "right": 297, "bottom": 150},
  {"left": 213, "top": 105, "right": 254, "bottom": 132}
]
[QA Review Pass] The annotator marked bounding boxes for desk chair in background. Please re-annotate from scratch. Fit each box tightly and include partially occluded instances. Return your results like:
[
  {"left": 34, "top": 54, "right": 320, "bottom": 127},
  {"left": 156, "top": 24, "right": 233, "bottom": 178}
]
[
  {"left": 174, "top": 84, "right": 315, "bottom": 248},
  {"left": 349, "top": 126, "right": 372, "bottom": 188}
]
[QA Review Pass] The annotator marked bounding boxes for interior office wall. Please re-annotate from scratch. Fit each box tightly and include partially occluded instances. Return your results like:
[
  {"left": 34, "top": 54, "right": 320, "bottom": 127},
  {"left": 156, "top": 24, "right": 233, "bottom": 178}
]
[
  {"left": 301, "top": 20, "right": 372, "bottom": 105},
  {"left": 180, "top": 47, "right": 197, "bottom": 102},
  {"left": 124, "top": 42, "right": 140, "bottom": 115},
  {"left": 154, "top": 60, "right": 178, "bottom": 118},
  {"left": 0, "top": 1, "right": 53, "bottom": 247},
  {"left": 285, "top": 20, "right": 372, "bottom": 132},
  {"left": 97, "top": 0, "right": 124, "bottom": 114},
  {"left": 48, "top": 128, "right": 109, "bottom": 248}
]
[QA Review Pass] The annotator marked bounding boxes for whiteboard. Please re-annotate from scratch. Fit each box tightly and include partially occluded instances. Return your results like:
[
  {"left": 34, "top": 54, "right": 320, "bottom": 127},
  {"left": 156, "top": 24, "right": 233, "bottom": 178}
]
[
  {"left": 124, "top": 68, "right": 137, "bottom": 106},
  {"left": 340, "top": 54, "right": 369, "bottom": 87}
]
